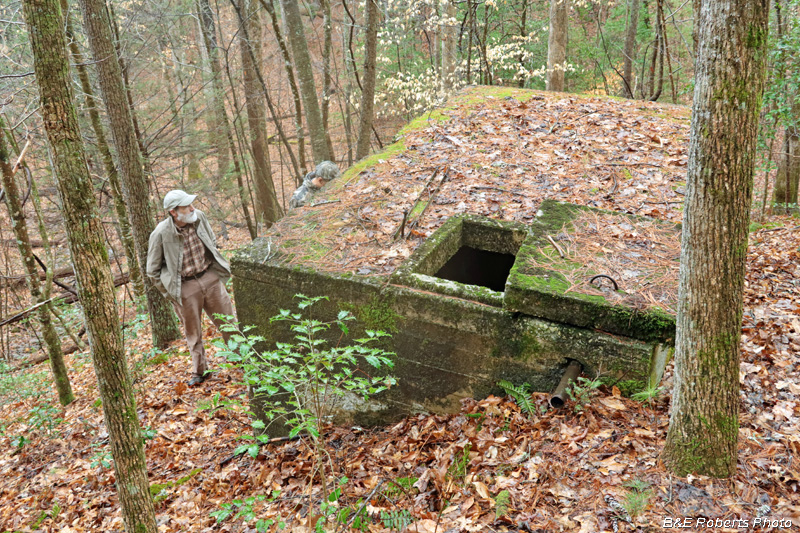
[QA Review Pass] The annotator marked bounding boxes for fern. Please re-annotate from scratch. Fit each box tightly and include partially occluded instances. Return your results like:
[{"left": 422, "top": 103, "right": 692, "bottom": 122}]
[
  {"left": 380, "top": 509, "right": 413, "bottom": 531},
  {"left": 498, "top": 380, "right": 535, "bottom": 416},
  {"left": 494, "top": 489, "right": 511, "bottom": 518}
]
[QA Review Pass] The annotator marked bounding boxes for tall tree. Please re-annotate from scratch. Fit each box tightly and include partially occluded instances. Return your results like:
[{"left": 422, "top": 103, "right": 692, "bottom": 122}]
[
  {"left": 78, "top": 0, "right": 181, "bottom": 348},
  {"left": 546, "top": 0, "right": 568, "bottom": 91},
  {"left": 662, "top": 0, "right": 769, "bottom": 477},
  {"left": 772, "top": 100, "right": 800, "bottom": 208},
  {"left": 237, "top": 0, "right": 284, "bottom": 226},
  {"left": 60, "top": 0, "right": 143, "bottom": 300},
  {"left": 442, "top": 0, "right": 458, "bottom": 89},
  {"left": 321, "top": 0, "right": 335, "bottom": 160},
  {"left": 21, "top": 0, "right": 158, "bottom": 530},
  {"left": 260, "top": 0, "right": 308, "bottom": 179},
  {"left": 355, "top": 0, "right": 379, "bottom": 160},
  {"left": 620, "top": 0, "right": 640, "bottom": 98},
  {"left": 196, "top": 0, "right": 256, "bottom": 237},
  {"left": 0, "top": 123, "right": 74, "bottom": 406},
  {"left": 196, "top": 0, "right": 232, "bottom": 182},
  {"left": 280, "top": 0, "right": 332, "bottom": 163}
]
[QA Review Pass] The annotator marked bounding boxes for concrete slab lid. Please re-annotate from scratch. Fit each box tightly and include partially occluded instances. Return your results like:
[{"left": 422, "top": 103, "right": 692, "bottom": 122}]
[{"left": 504, "top": 200, "right": 679, "bottom": 344}]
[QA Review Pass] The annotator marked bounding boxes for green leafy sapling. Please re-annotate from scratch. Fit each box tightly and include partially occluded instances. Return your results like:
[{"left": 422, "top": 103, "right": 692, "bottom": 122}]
[{"left": 211, "top": 295, "right": 397, "bottom": 530}]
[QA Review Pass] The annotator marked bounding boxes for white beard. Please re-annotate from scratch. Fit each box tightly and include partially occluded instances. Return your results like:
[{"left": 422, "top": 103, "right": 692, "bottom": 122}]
[{"left": 177, "top": 210, "right": 197, "bottom": 224}]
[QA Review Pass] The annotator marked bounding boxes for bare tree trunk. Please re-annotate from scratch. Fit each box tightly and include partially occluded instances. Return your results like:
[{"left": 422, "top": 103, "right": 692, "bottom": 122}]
[
  {"left": 260, "top": 0, "right": 308, "bottom": 179},
  {"left": 107, "top": 1, "right": 154, "bottom": 186},
  {"left": 79, "top": 0, "right": 182, "bottom": 349},
  {"left": 196, "top": 0, "right": 232, "bottom": 181},
  {"left": 238, "top": 0, "right": 284, "bottom": 226},
  {"left": 621, "top": 0, "right": 640, "bottom": 98},
  {"left": 21, "top": 0, "right": 157, "bottom": 529},
  {"left": 321, "top": 0, "right": 335, "bottom": 160},
  {"left": 547, "top": 0, "right": 568, "bottom": 92},
  {"left": 466, "top": 0, "right": 474, "bottom": 84},
  {"left": 196, "top": 0, "right": 255, "bottom": 237},
  {"left": 442, "top": 0, "right": 458, "bottom": 89},
  {"left": 280, "top": 0, "right": 332, "bottom": 163},
  {"left": 170, "top": 23, "right": 203, "bottom": 183},
  {"left": 662, "top": 0, "right": 768, "bottom": 478},
  {"left": 481, "top": 4, "right": 492, "bottom": 85},
  {"left": 61, "top": 0, "right": 143, "bottom": 300},
  {"left": 0, "top": 121, "right": 74, "bottom": 406},
  {"left": 773, "top": 101, "right": 800, "bottom": 209},
  {"left": 649, "top": 0, "right": 665, "bottom": 101},
  {"left": 340, "top": 0, "right": 357, "bottom": 165},
  {"left": 355, "top": 0, "right": 379, "bottom": 160},
  {"left": 517, "top": 0, "right": 528, "bottom": 88}
]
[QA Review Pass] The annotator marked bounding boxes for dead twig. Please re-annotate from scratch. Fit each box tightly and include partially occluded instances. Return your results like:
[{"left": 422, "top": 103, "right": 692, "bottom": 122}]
[
  {"left": 607, "top": 174, "right": 618, "bottom": 197},
  {"left": 550, "top": 110, "right": 600, "bottom": 134},
  {"left": 11, "top": 136, "right": 31, "bottom": 175},
  {"left": 471, "top": 185, "right": 532, "bottom": 198},
  {"left": 405, "top": 166, "right": 449, "bottom": 239},
  {"left": 308, "top": 199, "right": 341, "bottom": 207},
  {"left": 546, "top": 235, "right": 565, "bottom": 258}
]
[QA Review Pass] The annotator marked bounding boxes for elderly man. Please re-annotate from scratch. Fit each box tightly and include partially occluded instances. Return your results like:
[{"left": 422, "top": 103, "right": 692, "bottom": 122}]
[
  {"left": 289, "top": 160, "right": 341, "bottom": 208},
  {"left": 146, "top": 190, "right": 233, "bottom": 386}
]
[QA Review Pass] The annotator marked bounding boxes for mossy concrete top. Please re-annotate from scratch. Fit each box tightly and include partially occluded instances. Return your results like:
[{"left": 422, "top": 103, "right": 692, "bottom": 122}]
[
  {"left": 505, "top": 200, "right": 679, "bottom": 343},
  {"left": 236, "top": 85, "right": 691, "bottom": 281}
]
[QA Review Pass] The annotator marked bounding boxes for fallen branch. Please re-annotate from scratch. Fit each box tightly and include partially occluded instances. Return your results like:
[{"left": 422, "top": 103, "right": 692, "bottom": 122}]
[
  {"left": 10, "top": 327, "right": 87, "bottom": 370},
  {"left": 471, "top": 185, "right": 532, "bottom": 198},
  {"left": 404, "top": 166, "right": 450, "bottom": 239},
  {"left": 0, "top": 264, "right": 75, "bottom": 290},
  {"left": 0, "top": 271, "right": 129, "bottom": 327}
]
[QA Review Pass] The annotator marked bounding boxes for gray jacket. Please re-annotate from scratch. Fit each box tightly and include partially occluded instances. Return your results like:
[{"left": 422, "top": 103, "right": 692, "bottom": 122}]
[{"left": 146, "top": 210, "right": 231, "bottom": 302}]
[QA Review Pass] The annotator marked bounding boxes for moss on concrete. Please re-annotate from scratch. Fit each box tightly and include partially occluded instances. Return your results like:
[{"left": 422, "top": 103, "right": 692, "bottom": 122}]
[
  {"left": 230, "top": 89, "right": 682, "bottom": 434},
  {"left": 340, "top": 294, "right": 400, "bottom": 334},
  {"left": 504, "top": 200, "right": 677, "bottom": 343}
]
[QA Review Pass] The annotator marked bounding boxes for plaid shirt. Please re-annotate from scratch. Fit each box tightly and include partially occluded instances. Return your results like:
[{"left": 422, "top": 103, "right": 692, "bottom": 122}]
[{"left": 178, "top": 222, "right": 211, "bottom": 278}]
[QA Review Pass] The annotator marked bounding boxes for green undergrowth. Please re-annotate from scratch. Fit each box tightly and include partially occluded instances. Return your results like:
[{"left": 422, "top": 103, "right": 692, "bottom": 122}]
[{"left": 150, "top": 468, "right": 203, "bottom": 503}]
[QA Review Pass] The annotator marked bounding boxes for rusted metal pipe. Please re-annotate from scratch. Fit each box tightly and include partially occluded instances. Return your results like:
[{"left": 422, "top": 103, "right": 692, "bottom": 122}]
[{"left": 550, "top": 360, "right": 583, "bottom": 408}]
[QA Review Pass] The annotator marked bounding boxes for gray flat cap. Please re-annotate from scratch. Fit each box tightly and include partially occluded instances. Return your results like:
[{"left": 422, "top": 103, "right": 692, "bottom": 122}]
[{"left": 163, "top": 190, "right": 197, "bottom": 211}]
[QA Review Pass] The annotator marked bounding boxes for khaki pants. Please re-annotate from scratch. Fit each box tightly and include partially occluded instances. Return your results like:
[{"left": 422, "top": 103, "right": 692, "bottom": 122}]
[{"left": 175, "top": 270, "right": 233, "bottom": 378}]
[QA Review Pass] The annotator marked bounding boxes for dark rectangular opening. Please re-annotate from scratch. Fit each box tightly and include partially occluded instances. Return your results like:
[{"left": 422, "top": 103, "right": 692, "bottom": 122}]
[{"left": 434, "top": 246, "right": 516, "bottom": 292}]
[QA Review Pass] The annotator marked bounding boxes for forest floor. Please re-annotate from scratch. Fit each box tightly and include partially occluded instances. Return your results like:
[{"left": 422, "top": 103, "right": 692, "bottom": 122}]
[{"left": 1, "top": 88, "right": 800, "bottom": 532}]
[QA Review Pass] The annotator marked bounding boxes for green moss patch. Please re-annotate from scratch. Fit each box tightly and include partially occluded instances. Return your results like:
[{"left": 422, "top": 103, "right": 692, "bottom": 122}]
[{"left": 504, "top": 200, "right": 679, "bottom": 343}]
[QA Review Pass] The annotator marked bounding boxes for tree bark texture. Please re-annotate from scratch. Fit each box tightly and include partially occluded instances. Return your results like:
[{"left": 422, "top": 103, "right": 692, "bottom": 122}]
[
  {"left": 280, "top": 0, "right": 332, "bottom": 163},
  {"left": 238, "top": 0, "right": 284, "bottom": 226},
  {"left": 61, "top": 0, "right": 143, "bottom": 300},
  {"left": 0, "top": 122, "right": 74, "bottom": 406},
  {"left": 79, "top": 0, "right": 181, "bottom": 348},
  {"left": 621, "top": 0, "right": 640, "bottom": 98},
  {"left": 355, "top": 0, "right": 379, "bottom": 161},
  {"left": 442, "top": 0, "right": 458, "bottom": 89},
  {"left": 21, "top": 0, "right": 157, "bottom": 530},
  {"left": 546, "top": 0, "right": 568, "bottom": 92},
  {"left": 772, "top": 100, "right": 800, "bottom": 208},
  {"left": 197, "top": 0, "right": 232, "bottom": 182},
  {"left": 260, "top": 0, "right": 308, "bottom": 180},
  {"left": 662, "top": 0, "right": 768, "bottom": 478},
  {"left": 321, "top": 0, "right": 335, "bottom": 160}
]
